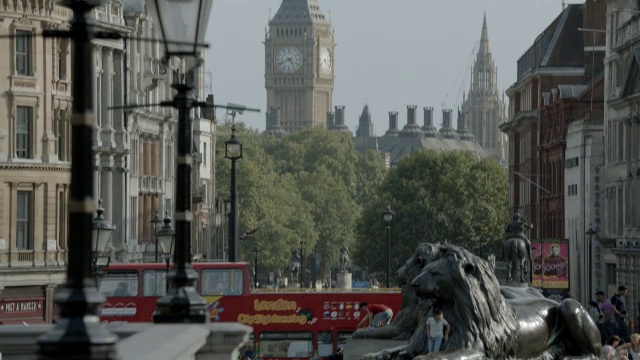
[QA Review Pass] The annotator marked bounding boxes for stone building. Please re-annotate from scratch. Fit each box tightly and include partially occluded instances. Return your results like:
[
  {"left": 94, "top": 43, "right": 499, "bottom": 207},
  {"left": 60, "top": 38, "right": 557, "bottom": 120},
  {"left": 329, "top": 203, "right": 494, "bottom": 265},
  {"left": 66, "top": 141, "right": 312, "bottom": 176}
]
[
  {"left": 264, "top": 0, "right": 334, "bottom": 133},
  {"left": 461, "top": 14, "right": 508, "bottom": 163},
  {"left": 0, "top": 0, "right": 74, "bottom": 324},
  {"left": 500, "top": 3, "right": 598, "bottom": 241},
  {"left": 600, "top": 0, "right": 640, "bottom": 320},
  {"left": 351, "top": 106, "right": 488, "bottom": 167}
]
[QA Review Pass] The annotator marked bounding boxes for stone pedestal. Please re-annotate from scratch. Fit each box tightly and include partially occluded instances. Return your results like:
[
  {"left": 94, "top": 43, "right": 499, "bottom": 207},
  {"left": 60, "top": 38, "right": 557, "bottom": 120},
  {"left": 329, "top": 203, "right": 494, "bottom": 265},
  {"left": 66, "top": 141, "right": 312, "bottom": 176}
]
[
  {"left": 336, "top": 272, "right": 352, "bottom": 289},
  {"left": 344, "top": 339, "right": 407, "bottom": 360}
]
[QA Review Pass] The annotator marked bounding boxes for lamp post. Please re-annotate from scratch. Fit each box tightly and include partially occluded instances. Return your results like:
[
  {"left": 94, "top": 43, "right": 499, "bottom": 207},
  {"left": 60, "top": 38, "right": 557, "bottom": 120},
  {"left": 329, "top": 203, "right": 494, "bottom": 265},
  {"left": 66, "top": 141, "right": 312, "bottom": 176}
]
[
  {"left": 92, "top": 200, "right": 115, "bottom": 275},
  {"left": 157, "top": 212, "right": 175, "bottom": 290},
  {"left": 299, "top": 241, "right": 304, "bottom": 287},
  {"left": 225, "top": 126, "right": 243, "bottom": 262},
  {"left": 151, "top": 211, "right": 161, "bottom": 263},
  {"left": 37, "top": 0, "right": 120, "bottom": 357},
  {"left": 382, "top": 205, "right": 395, "bottom": 289},
  {"left": 148, "top": 0, "right": 213, "bottom": 324},
  {"left": 252, "top": 246, "right": 261, "bottom": 289},
  {"left": 223, "top": 198, "right": 230, "bottom": 261},
  {"left": 585, "top": 224, "right": 597, "bottom": 300}
]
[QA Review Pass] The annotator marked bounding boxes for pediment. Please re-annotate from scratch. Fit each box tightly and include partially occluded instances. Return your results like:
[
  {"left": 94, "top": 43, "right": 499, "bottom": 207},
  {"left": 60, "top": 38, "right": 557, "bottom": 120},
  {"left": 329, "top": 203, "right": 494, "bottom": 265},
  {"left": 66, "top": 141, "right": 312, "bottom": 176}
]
[{"left": 621, "top": 47, "right": 640, "bottom": 98}]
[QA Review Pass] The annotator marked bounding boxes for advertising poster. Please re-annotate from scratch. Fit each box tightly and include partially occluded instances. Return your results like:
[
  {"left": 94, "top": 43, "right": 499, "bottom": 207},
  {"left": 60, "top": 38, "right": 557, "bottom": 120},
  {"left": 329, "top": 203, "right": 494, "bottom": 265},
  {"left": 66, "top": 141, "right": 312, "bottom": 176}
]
[{"left": 531, "top": 239, "right": 570, "bottom": 301}]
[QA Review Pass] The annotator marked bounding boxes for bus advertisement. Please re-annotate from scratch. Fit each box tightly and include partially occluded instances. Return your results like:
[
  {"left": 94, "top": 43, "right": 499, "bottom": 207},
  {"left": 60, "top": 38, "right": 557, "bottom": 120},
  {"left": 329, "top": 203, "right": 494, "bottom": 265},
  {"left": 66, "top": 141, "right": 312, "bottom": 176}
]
[{"left": 97, "top": 262, "right": 402, "bottom": 359}]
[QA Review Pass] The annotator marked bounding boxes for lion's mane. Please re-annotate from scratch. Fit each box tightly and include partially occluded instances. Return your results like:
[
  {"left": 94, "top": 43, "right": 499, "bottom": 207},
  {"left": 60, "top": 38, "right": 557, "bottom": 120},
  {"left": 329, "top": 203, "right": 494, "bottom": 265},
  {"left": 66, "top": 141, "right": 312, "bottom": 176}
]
[{"left": 428, "top": 245, "right": 518, "bottom": 359}]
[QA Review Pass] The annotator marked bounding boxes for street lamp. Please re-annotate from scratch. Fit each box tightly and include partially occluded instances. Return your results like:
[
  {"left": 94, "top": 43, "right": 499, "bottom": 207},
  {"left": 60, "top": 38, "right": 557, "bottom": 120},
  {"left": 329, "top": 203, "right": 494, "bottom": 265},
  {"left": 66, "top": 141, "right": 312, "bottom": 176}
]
[
  {"left": 151, "top": 211, "right": 161, "bottom": 263},
  {"left": 225, "top": 125, "right": 243, "bottom": 262},
  {"left": 38, "top": 0, "right": 120, "bottom": 356},
  {"left": 157, "top": 212, "right": 175, "bottom": 285},
  {"left": 252, "top": 246, "right": 261, "bottom": 289},
  {"left": 92, "top": 199, "right": 115, "bottom": 273},
  {"left": 148, "top": 0, "right": 214, "bottom": 324},
  {"left": 382, "top": 204, "right": 395, "bottom": 289},
  {"left": 585, "top": 224, "right": 598, "bottom": 300}
]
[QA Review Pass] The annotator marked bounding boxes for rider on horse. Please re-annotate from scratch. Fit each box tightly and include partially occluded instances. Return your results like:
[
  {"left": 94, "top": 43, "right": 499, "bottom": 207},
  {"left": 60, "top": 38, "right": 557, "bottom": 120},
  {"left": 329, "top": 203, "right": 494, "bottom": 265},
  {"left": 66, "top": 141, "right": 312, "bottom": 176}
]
[{"left": 505, "top": 213, "right": 533, "bottom": 259}]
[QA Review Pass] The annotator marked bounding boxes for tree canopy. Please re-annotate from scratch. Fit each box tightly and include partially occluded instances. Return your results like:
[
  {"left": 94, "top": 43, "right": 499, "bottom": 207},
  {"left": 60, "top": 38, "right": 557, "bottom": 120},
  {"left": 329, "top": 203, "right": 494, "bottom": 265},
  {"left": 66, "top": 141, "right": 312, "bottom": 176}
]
[{"left": 353, "top": 150, "right": 508, "bottom": 282}]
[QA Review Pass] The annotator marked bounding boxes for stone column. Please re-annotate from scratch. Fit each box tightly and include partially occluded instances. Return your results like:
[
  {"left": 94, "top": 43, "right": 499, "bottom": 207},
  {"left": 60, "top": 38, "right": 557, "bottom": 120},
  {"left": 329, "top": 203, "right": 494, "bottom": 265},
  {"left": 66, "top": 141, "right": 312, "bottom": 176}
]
[
  {"left": 137, "top": 20, "right": 145, "bottom": 94},
  {"left": 144, "top": 140, "right": 152, "bottom": 176},
  {"left": 113, "top": 50, "right": 126, "bottom": 142},
  {"left": 138, "top": 194, "right": 144, "bottom": 245},
  {"left": 101, "top": 48, "right": 114, "bottom": 149},
  {"left": 112, "top": 154, "right": 127, "bottom": 252},
  {"left": 144, "top": 194, "right": 152, "bottom": 243},
  {"left": 100, "top": 154, "right": 113, "bottom": 227}
]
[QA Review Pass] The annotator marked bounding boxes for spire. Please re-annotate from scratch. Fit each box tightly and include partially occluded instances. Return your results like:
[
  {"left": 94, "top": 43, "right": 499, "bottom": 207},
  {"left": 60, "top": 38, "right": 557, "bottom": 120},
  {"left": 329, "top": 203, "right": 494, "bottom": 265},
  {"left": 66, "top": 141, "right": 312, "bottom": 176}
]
[
  {"left": 356, "top": 104, "right": 374, "bottom": 138},
  {"left": 479, "top": 12, "right": 490, "bottom": 55}
]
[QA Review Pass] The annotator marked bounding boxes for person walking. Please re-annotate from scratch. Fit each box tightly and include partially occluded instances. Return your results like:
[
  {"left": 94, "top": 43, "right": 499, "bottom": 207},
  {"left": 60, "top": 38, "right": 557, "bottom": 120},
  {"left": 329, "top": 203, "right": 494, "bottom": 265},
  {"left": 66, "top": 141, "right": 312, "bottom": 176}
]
[
  {"left": 597, "top": 291, "right": 616, "bottom": 343},
  {"left": 588, "top": 300, "right": 602, "bottom": 323},
  {"left": 611, "top": 285, "right": 630, "bottom": 341},
  {"left": 425, "top": 309, "right": 450, "bottom": 353}
]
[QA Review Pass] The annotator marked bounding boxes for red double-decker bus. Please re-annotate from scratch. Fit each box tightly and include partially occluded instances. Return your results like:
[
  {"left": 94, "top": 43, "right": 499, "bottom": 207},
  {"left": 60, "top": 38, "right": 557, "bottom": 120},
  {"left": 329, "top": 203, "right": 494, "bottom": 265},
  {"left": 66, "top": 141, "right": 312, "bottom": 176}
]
[{"left": 97, "top": 262, "right": 401, "bottom": 359}]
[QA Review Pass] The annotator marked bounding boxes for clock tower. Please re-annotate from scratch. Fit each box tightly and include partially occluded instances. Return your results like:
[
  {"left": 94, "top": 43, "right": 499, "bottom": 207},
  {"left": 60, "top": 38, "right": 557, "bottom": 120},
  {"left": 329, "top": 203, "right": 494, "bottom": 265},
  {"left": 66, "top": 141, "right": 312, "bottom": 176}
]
[{"left": 265, "top": 0, "right": 334, "bottom": 133}]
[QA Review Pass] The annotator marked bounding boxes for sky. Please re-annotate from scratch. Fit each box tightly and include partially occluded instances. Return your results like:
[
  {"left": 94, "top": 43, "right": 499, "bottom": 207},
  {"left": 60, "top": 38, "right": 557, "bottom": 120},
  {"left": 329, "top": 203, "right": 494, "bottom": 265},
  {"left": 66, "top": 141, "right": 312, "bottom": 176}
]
[{"left": 205, "top": 0, "right": 584, "bottom": 133}]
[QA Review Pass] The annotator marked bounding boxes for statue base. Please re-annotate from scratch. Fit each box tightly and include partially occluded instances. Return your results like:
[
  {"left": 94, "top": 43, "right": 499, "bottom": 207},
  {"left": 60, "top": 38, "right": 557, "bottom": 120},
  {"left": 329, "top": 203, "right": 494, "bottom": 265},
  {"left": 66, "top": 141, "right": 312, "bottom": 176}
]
[
  {"left": 336, "top": 272, "right": 352, "bottom": 289},
  {"left": 499, "top": 280, "right": 530, "bottom": 288}
]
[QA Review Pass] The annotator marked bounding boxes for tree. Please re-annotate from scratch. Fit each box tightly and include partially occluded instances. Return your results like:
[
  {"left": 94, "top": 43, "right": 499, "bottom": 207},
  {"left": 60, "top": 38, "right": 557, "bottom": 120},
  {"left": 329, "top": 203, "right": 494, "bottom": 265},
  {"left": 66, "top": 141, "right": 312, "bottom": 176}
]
[{"left": 353, "top": 150, "right": 508, "bottom": 279}]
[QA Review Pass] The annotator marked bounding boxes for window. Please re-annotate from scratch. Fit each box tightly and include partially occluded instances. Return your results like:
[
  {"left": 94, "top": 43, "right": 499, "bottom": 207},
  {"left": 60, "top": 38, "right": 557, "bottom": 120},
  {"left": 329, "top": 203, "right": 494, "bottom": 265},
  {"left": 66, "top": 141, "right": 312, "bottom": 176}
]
[
  {"left": 15, "top": 30, "right": 32, "bottom": 75},
  {"left": 203, "top": 142, "right": 207, "bottom": 165},
  {"left": 259, "top": 332, "right": 313, "bottom": 358},
  {"left": 98, "top": 271, "right": 139, "bottom": 297},
  {"left": 317, "top": 331, "right": 333, "bottom": 357},
  {"left": 56, "top": 110, "right": 68, "bottom": 161},
  {"left": 201, "top": 269, "right": 244, "bottom": 296},
  {"left": 16, "top": 106, "right": 32, "bottom": 159},
  {"left": 143, "top": 270, "right": 167, "bottom": 297},
  {"left": 606, "top": 263, "right": 617, "bottom": 286},
  {"left": 58, "top": 39, "right": 67, "bottom": 80},
  {"left": 16, "top": 191, "right": 32, "bottom": 250}
]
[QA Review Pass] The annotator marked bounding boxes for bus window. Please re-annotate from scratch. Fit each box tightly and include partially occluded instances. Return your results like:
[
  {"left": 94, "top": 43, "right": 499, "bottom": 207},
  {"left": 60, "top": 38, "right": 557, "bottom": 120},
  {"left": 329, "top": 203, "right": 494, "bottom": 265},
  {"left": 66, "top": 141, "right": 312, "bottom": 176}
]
[
  {"left": 317, "top": 331, "right": 333, "bottom": 357},
  {"left": 260, "top": 332, "right": 313, "bottom": 358},
  {"left": 337, "top": 332, "right": 353, "bottom": 351},
  {"left": 142, "top": 270, "right": 167, "bottom": 297},
  {"left": 98, "top": 272, "right": 139, "bottom": 297},
  {"left": 201, "top": 269, "right": 244, "bottom": 296}
]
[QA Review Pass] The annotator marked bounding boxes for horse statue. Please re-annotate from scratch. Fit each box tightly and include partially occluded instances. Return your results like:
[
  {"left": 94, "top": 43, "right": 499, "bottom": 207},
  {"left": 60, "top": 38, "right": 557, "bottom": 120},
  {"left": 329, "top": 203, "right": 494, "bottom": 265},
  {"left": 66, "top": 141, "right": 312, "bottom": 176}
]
[
  {"left": 288, "top": 249, "right": 301, "bottom": 284},
  {"left": 504, "top": 213, "right": 533, "bottom": 283},
  {"left": 339, "top": 245, "right": 351, "bottom": 273}
]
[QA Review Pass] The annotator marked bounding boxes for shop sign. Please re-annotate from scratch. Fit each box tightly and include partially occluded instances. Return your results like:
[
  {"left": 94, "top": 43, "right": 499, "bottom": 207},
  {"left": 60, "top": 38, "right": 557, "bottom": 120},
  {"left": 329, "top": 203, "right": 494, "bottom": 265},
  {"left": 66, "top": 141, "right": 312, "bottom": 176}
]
[{"left": 0, "top": 298, "right": 44, "bottom": 319}]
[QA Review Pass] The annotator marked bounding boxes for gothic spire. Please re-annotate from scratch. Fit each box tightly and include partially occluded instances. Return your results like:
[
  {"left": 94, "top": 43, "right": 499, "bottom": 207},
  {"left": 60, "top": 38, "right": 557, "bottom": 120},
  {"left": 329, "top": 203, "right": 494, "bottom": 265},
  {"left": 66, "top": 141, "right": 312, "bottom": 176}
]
[
  {"left": 270, "top": 0, "right": 330, "bottom": 26},
  {"left": 479, "top": 12, "right": 490, "bottom": 55}
]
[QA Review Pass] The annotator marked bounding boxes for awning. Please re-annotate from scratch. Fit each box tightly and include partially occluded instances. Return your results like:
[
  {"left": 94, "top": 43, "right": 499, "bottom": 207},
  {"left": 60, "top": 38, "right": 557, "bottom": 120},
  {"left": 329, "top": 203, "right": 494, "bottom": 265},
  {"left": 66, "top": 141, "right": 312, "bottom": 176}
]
[{"left": 0, "top": 318, "right": 47, "bottom": 325}]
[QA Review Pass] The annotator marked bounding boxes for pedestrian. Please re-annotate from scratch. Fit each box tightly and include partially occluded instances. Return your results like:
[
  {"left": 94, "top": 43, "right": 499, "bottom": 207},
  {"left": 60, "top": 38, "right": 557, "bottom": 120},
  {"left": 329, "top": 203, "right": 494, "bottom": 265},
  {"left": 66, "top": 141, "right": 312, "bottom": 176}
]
[
  {"left": 588, "top": 300, "right": 602, "bottom": 323},
  {"left": 600, "top": 335, "right": 623, "bottom": 360},
  {"left": 244, "top": 345, "right": 254, "bottom": 360},
  {"left": 616, "top": 333, "right": 640, "bottom": 360},
  {"left": 357, "top": 302, "right": 393, "bottom": 328},
  {"left": 611, "top": 285, "right": 631, "bottom": 341},
  {"left": 425, "top": 309, "right": 450, "bottom": 353},
  {"left": 597, "top": 290, "right": 617, "bottom": 344}
]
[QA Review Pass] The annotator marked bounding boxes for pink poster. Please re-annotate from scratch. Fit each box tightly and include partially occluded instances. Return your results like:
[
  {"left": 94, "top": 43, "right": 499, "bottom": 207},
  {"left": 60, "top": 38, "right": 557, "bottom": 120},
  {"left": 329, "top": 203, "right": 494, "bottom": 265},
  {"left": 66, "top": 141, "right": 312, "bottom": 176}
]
[{"left": 531, "top": 240, "right": 569, "bottom": 289}]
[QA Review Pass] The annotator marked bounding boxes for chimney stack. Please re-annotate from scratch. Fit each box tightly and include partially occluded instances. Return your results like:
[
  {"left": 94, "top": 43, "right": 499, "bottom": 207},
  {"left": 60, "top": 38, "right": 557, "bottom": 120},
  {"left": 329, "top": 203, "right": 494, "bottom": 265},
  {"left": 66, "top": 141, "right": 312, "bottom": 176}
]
[
  {"left": 332, "top": 106, "right": 351, "bottom": 134},
  {"left": 407, "top": 105, "right": 417, "bottom": 125},
  {"left": 456, "top": 108, "right": 474, "bottom": 141},
  {"left": 399, "top": 105, "right": 422, "bottom": 137},
  {"left": 265, "top": 106, "right": 286, "bottom": 137},
  {"left": 440, "top": 109, "right": 458, "bottom": 139},
  {"left": 422, "top": 107, "right": 438, "bottom": 137},
  {"left": 385, "top": 111, "right": 399, "bottom": 136},
  {"left": 326, "top": 112, "right": 335, "bottom": 130}
]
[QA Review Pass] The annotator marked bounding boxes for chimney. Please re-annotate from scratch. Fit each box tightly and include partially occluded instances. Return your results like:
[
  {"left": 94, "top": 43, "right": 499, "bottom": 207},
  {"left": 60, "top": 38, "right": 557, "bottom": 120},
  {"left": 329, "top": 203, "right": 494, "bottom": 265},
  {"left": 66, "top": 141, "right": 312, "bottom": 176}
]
[
  {"left": 457, "top": 108, "right": 474, "bottom": 141},
  {"left": 326, "top": 112, "right": 335, "bottom": 129},
  {"left": 422, "top": 106, "right": 438, "bottom": 138},
  {"left": 335, "top": 106, "right": 345, "bottom": 126},
  {"left": 440, "top": 109, "right": 458, "bottom": 140},
  {"left": 407, "top": 105, "right": 417, "bottom": 125},
  {"left": 385, "top": 111, "right": 399, "bottom": 137}
]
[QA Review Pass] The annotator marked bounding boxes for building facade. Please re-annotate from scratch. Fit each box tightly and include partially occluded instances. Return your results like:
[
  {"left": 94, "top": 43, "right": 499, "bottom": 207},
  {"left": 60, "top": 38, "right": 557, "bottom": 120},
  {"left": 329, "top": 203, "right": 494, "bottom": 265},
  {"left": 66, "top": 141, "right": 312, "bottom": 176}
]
[
  {"left": 0, "top": 0, "right": 72, "bottom": 323},
  {"left": 600, "top": 0, "right": 640, "bottom": 322},
  {"left": 461, "top": 14, "right": 508, "bottom": 163},
  {"left": 265, "top": 0, "right": 334, "bottom": 133},
  {"left": 500, "top": 3, "right": 591, "bottom": 240}
]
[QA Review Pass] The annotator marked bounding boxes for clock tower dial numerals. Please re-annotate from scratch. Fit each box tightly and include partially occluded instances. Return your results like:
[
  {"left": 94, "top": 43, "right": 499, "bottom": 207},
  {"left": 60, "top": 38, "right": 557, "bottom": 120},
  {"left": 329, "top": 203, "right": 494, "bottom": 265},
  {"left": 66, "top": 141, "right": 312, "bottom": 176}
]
[
  {"left": 275, "top": 46, "right": 303, "bottom": 74},
  {"left": 320, "top": 47, "right": 332, "bottom": 74}
]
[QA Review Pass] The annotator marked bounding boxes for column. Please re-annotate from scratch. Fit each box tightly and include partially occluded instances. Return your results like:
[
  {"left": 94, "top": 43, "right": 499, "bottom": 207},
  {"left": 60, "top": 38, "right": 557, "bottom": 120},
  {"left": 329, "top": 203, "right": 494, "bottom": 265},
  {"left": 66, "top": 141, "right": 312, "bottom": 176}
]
[
  {"left": 144, "top": 140, "right": 151, "bottom": 176},
  {"left": 137, "top": 194, "right": 144, "bottom": 245},
  {"left": 137, "top": 20, "right": 145, "bottom": 93},
  {"left": 100, "top": 154, "right": 113, "bottom": 226},
  {"left": 112, "top": 154, "right": 127, "bottom": 251},
  {"left": 113, "top": 50, "right": 125, "bottom": 140},
  {"left": 101, "top": 48, "right": 113, "bottom": 129},
  {"left": 144, "top": 194, "right": 152, "bottom": 242},
  {"left": 153, "top": 140, "right": 160, "bottom": 177}
]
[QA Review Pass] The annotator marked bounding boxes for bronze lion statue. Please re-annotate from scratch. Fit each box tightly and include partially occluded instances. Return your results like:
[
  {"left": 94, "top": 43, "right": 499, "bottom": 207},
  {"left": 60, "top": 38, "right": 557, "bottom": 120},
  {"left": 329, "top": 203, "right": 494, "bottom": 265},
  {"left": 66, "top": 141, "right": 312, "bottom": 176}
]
[
  {"left": 356, "top": 243, "right": 546, "bottom": 360},
  {"left": 411, "top": 244, "right": 601, "bottom": 360}
]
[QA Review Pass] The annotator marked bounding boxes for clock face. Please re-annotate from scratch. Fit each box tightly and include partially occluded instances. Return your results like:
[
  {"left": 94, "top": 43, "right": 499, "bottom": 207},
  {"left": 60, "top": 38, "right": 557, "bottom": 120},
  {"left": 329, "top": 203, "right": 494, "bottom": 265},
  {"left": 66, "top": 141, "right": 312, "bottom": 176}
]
[
  {"left": 275, "top": 46, "right": 303, "bottom": 73},
  {"left": 320, "top": 47, "right": 332, "bottom": 74}
]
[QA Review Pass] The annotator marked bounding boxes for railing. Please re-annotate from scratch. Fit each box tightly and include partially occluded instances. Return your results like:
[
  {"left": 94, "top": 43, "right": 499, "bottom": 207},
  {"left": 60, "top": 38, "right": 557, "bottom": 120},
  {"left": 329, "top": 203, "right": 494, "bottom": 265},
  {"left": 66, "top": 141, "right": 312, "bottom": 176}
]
[
  {"left": 140, "top": 176, "right": 163, "bottom": 194},
  {"left": 17, "top": 250, "right": 34, "bottom": 263},
  {"left": 517, "top": 31, "right": 553, "bottom": 81},
  {"left": 616, "top": 16, "right": 640, "bottom": 49}
]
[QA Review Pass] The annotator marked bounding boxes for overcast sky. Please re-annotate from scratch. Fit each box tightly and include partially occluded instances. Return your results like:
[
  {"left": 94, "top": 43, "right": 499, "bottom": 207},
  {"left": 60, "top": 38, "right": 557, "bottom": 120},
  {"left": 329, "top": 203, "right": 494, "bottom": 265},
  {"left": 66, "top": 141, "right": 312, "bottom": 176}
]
[{"left": 205, "top": 0, "right": 584, "bottom": 133}]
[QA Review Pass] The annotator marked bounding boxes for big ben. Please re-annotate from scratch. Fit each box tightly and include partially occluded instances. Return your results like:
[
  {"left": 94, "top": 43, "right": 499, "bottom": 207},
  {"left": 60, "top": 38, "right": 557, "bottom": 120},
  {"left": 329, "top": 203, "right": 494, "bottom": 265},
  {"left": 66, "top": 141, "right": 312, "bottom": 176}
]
[{"left": 265, "top": 0, "right": 334, "bottom": 133}]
